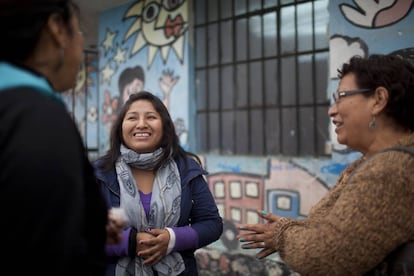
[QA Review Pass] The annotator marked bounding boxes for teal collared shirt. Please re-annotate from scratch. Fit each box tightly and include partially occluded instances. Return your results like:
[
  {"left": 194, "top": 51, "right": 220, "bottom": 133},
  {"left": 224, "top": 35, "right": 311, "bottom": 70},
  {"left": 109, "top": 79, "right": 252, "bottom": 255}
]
[{"left": 0, "top": 62, "right": 63, "bottom": 103}]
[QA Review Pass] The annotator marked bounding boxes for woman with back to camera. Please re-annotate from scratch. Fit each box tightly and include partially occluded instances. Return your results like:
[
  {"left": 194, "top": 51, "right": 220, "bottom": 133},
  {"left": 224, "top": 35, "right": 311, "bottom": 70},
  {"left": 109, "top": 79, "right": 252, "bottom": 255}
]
[
  {"left": 0, "top": 0, "right": 127, "bottom": 275},
  {"left": 94, "top": 91, "right": 223, "bottom": 276},
  {"left": 237, "top": 54, "right": 414, "bottom": 275}
]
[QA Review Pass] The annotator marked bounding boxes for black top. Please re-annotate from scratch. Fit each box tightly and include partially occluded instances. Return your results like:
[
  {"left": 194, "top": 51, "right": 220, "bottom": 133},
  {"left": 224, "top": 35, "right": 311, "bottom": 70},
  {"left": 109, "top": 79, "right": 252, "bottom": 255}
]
[{"left": 0, "top": 87, "right": 107, "bottom": 275}]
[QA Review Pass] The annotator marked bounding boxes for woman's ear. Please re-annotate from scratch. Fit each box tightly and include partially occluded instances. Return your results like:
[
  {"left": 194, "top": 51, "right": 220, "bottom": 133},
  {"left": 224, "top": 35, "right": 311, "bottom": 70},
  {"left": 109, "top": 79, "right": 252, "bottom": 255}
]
[
  {"left": 45, "top": 14, "right": 68, "bottom": 49},
  {"left": 372, "top": 86, "right": 389, "bottom": 115}
]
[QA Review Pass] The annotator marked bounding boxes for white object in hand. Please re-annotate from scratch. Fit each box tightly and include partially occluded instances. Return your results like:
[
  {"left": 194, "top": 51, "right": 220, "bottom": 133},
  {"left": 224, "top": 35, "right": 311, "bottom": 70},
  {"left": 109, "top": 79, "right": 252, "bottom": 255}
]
[{"left": 110, "top": 207, "right": 128, "bottom": 226}]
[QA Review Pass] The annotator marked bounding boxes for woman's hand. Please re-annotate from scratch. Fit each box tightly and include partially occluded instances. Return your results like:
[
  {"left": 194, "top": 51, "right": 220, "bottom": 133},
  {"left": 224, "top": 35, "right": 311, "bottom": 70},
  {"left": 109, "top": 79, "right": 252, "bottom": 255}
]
[
  {"left": 106, "top": 208, "right": 127, "bottom": 244},
  {"left": 136, "top": 228, "right": 170, "bottom": 265},
  {"left": 136, "top": 232, "right": 154, "bottom": 251},
  {"left": 236, "top": 209, "right": 280, "bottom": 259}
]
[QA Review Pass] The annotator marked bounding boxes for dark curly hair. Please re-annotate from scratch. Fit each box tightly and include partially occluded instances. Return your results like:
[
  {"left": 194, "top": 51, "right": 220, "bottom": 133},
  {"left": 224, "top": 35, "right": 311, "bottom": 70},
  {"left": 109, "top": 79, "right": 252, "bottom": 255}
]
[{"left": 338, "top": 54, "right": 414, "bottom": 131}]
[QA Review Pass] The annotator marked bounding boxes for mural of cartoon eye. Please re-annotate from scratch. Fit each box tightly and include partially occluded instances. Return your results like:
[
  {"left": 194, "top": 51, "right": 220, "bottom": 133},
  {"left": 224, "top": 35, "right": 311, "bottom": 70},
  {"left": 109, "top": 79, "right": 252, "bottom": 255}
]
[
  {"left": 123, "top": 0, "right": 188, "bottom": 67},
  {"left": 162, "top": 0, "right": 185, "bottom": 10},
  {"left": 142, "top": 2, "right": 160, "bottom": 23}
]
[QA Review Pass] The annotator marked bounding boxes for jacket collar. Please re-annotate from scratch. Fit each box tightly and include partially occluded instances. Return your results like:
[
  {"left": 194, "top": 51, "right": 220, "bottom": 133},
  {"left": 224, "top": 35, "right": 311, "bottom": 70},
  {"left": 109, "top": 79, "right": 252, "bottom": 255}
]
[{"left": 0, "top": 62, "right": 63, "bottom": 103}]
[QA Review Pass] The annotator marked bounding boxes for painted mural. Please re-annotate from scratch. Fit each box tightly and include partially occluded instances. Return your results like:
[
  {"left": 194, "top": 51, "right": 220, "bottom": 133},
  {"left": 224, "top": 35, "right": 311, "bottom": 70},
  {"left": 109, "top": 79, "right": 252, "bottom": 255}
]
[
  {"left": 198, "top": 1, "right": 414, "bottom": 274},
  {"left": 60, "top": 0, "right": 414, "bottom": 275},
  {"left": 98, "top": 0, "right": 190, "bottom": 155},
  {"left": 61, "top": 51, "right": 100, "bottom": 158}
]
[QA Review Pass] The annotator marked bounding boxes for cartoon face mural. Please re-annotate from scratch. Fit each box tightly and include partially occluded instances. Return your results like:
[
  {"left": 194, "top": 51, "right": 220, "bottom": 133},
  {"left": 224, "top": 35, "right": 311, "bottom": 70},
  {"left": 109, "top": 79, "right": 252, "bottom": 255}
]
[
  {"left": 97, "top": 0, "right": 190, "bottom": 154},
  {"left": 340, "top": 0, "right": 414, "bottom": 28},
  {"left": 118, "top": 65, "right": 145, "bottom": 104},
  {"left": 123, "top": 0, "right": 188, "bottom": 67}
]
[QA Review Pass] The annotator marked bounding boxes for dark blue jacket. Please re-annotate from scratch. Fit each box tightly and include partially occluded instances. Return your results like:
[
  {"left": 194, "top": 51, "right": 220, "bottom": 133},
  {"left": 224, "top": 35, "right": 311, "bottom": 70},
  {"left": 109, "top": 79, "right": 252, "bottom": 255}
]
[{"left": 93, "top": 155, "right": 223, "bottom": 276}]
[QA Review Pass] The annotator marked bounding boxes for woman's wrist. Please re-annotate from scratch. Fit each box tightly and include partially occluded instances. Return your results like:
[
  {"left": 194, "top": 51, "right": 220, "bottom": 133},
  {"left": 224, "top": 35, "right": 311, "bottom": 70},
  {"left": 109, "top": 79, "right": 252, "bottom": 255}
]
[{"left": 165, "top": 227, "right": 176, "bottom": 254}]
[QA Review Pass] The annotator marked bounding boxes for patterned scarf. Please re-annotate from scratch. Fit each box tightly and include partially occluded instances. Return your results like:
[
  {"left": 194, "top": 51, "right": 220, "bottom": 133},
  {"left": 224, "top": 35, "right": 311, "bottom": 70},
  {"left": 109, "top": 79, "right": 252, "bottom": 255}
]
[{"left": 115, "top": 145, "right": 185, "bottom": 276}]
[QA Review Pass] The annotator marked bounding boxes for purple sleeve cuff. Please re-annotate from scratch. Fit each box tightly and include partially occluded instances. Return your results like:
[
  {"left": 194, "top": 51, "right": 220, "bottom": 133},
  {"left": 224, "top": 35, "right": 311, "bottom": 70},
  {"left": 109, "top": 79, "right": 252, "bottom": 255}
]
[
  {"left": 105, "top": 228, "right": 131, "bottom": 256},
  {"left": 171, "top": 226, "right": 199, "bottom": 251}
]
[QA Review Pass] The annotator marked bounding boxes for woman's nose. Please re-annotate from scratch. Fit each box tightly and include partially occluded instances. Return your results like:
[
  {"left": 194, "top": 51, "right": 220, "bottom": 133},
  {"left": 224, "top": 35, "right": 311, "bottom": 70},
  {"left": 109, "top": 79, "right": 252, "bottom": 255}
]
[
  {"left": 328, "top": 103, "right": 337, "bottom": 117},
  {"left": 135, "top": 118, "right": 147, "bottom": 128}
]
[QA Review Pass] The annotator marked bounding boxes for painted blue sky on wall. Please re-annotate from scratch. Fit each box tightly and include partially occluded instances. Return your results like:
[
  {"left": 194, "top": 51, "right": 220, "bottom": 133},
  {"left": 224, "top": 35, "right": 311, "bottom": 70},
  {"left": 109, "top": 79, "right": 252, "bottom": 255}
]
[{"left": 98, "top": 0, "right": 190, "bottom": 154}]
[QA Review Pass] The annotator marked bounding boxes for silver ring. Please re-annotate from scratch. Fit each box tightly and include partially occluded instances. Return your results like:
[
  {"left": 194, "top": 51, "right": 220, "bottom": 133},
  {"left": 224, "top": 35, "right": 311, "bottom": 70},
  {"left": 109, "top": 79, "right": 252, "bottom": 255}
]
[{"left": 261, "top": 242, "right": 266, "bottom": 247}]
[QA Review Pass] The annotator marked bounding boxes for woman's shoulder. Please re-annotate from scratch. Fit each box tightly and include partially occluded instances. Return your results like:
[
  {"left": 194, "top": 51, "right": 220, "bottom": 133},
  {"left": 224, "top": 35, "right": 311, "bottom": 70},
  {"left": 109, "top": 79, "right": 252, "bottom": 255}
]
[
  {"left": 356, "top": 147, "right": 414, "bottom": 188},
  {"left": 92, "top": 156, "right": 117, "bottom": 180},
  {"left": 368, "top": 146, "right": 414, "bottom": 167},
  {"left": 175, "top": 154, "right": 207, "bottom": 181},
  {"left": 1, "top": 87, "right": 67, "bottom": 117},
  {"left": 92, "top": 157, "right": 104, "bottom": 168},
  {"left": 175, "top": 154, "right": 201, "bottom": 168}
]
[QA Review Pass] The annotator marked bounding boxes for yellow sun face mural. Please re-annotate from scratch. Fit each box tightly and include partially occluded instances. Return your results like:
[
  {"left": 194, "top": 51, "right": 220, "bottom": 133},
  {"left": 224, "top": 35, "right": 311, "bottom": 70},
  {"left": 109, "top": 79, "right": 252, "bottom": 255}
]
[{"left": 123, "top": 0, "right": 188, "bottom": 67}]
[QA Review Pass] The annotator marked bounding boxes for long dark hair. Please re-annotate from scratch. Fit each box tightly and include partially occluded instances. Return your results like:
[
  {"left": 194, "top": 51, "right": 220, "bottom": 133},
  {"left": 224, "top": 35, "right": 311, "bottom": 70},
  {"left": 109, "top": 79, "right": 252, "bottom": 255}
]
[
  {"left": 99, "top": 91, "right": 201, "bottom": 171},
  {"left": 0, "top": 0, "right": 79, "bottom": 63}
]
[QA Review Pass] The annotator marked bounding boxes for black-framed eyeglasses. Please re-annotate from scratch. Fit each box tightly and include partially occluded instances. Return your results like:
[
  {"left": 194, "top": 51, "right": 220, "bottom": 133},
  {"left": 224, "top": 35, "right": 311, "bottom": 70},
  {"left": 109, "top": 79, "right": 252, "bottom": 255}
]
[{"left": 332, "top": 89, "right": 372, "bottom": 103}]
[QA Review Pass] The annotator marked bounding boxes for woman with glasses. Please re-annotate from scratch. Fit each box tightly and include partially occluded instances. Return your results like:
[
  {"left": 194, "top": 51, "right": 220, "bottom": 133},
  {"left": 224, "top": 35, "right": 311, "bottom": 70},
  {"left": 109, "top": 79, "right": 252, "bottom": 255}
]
[
  {"left": 0, "top": 1, "right": 123, "bottom": 275},
  {"left": 237, "top": 54, "right": 414, "bottom": 275}
]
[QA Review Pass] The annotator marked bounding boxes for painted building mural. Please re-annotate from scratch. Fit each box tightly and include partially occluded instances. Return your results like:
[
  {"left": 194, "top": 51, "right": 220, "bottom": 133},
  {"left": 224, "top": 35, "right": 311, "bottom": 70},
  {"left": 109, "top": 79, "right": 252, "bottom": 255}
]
[{"left": 61, "top": 0, "right": 414, "bottom": 275}]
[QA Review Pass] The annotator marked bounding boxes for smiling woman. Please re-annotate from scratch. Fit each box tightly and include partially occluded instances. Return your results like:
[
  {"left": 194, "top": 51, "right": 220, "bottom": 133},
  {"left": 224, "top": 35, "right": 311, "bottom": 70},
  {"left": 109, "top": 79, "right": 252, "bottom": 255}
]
[
  {"left": 93, "top": 91, "right": 223, "bottom": 276},
  {"left": 236, "top": 54, "right": 414, "bottom": 275},
  {"left": 122, "top": 99, "right": 163, "bottom": 153}
]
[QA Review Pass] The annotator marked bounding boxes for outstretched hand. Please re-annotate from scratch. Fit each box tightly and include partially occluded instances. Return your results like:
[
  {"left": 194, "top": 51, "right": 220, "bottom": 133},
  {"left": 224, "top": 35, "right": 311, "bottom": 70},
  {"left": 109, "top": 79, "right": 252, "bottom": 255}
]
[{"left": 236, "top": 209, "right": 280, "bottom": 259}]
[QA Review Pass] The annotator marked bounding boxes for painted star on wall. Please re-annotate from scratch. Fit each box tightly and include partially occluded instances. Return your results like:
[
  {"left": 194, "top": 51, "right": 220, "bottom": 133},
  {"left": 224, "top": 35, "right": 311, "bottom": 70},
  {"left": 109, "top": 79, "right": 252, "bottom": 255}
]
[
  {"left": 113, "top": 46, "right": 127, "bottom": 67},
  {"left": 101, "top": 63, "right": 115, "bottom": 85},
  {"left": 101, "top": 28, "right": 118, "bottom": 55}
]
